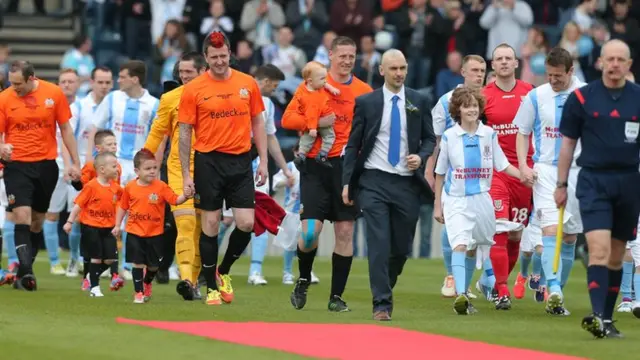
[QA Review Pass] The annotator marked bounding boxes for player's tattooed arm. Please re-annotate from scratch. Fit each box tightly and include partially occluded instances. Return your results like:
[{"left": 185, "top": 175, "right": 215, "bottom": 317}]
[{"left": 179, "top": 123, "right": 192, "bottom": 178}]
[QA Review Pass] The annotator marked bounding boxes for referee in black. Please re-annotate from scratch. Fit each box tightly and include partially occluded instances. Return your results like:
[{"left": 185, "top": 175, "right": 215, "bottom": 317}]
[{"left": 556, "top": 39, "right": 640, "bottom": 339}]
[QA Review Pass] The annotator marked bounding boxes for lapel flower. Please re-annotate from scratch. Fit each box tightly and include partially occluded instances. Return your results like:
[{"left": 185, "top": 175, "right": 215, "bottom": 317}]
[{"left": 405, "top": 100, "right": 419, "bottom": 113}]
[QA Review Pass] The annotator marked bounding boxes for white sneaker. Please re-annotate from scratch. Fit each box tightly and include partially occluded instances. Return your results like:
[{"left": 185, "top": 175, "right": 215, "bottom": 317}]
[
  {"left": 617, "top": 301, "right": 633, "bottom": 313},
  {"left": 122, "top": 269, "right": 133, "bottom": 281},
  {"left": 282, "top": 272, "right": 295, "bottom": 285},
  {"left": 101, "top": 269, "right": 110, "bottom": 278},
  {"left": 65, "top": 259, "right": 79, "bottom": 277},
  {"left": 310, "top": 272, "right": 320, "bottom": 284},
  {"left": 50, "top": 264, "right": 65, "bottom": 275},
  {"left": 466, "top": 289, "right": 477, "bottom": 299},
  {"left": 441, "top": 275, "right": 456, "bottom": 297},
  {"left": 632, "top": 301, "right": 640, "bottom": 318},
  {"left": 90, "top": 286, "right": 104, "bottom": 297},
  {"left": 168, "top": 266, "right": 180, "bottom": 280},
  {"left": 248, "top": 272, "right": 268, "bottom": 285}
]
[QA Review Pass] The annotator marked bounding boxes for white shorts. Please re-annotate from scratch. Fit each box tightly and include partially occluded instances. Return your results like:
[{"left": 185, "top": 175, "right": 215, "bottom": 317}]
[
  {"left": 222, "top": 158, "right": 268, "bottom": 218},
  {"left": 120, "top": 159, "right": 136, "bottom": 186},
  {"left": 532, "top": 163, "right": 582, "bottom": 234},
  {"left": 48, "top": 173, "right": 70, "bottom": 213},
  {"left": 443, "top": 191, "right": 496, "bottom": 249},
  {"left": 520, "top": 220, "right": 542, "bottom": 252}
]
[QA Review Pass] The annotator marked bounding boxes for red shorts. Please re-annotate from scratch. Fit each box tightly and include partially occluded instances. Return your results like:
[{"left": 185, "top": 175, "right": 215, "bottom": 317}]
[{"left": 490, "top": 172, "right": 532, "bottom": 226}]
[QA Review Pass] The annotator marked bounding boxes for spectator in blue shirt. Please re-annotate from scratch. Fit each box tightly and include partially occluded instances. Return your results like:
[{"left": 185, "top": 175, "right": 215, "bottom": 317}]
[{"left": 435, "top": 51, "right": 463, "bottom": 98}]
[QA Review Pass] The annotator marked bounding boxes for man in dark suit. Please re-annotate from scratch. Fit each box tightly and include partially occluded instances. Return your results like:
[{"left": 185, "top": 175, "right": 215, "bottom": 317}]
[{"left": 342, "top": 49, "right": 436, "bottom": 321}]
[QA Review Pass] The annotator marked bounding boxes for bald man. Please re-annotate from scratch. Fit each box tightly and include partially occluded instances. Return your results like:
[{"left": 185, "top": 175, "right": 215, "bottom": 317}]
[
  {"left": 343, "top": 49, "right": 435, "bottom": 321},
  {"left": 557, "top": 39, "right": 640, "bottom": 338}
]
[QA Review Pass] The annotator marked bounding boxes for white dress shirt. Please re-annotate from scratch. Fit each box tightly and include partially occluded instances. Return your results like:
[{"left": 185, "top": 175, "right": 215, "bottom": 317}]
[{"left": 365, "top": 85, "right": 412, "bottom": 176}]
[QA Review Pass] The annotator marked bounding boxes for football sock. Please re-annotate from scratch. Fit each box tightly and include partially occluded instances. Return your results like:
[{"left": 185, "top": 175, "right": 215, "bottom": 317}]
[
  {"left": 199, "top": 232, "right": 219, "bottom": 290},
  {"left": 519, "top": 252, "right": 532, "bottom": 277},
  {"left": 297, "top": 246, "right": 317, "bottom": 281},
  {"left": 3, "top": 219, "right": 17, "bottom": 264},
  {"left": 132, "top": 268, "right": 144, "bottom": 293},
  {"left": 218, "top": 228, "right": 251, "bottom": 275},
  {"left": 587, "top": 265, "right": 609, "bottom": 316},
  {"left": 507, "top": 240, "right": 520, "bottom": 275},
  {"left": 90, "top": 262, "right": 101, "bottom": 288},
  {"left": 69, "top": 222, "right": 81, "bottom": 261},
  {"left": 451, "top": 251, "right": 466, "bottom": 296},
  {"left": 249, "top": 232, "right": 268, "bottom": 275},
  {"left": 532, "top": 251, "right": 542, "bottom": 277},
  {"left": 621, "top": 261, "right": 634, "bottom": 300},
  {"left": 121, "top": 231, "right": 131, "bottom": 271},
  {"left": 479, "top": 257, "right": 496, "bottom": 288},
  {"left": 330, "top": 253, "right": 353, "bottom": 298},
  {"left": 283, "top": 249, "right": 295, "bottom": 274},
  {"left": 634, "top": 271, "right": 640, "bottom": 303},
  {"left": 43, "top": 220, "right": 60, "bottom": 266},
  {"left": 143, "top": 269, "right": 157, "bottom": 284},
  {"left": 441, "top": 228, "right": 452, "bottom": 275},
  {"left": 490, "top": 232, "right": 509, "bottom": 296},
  {"left": 465, "top": 254, "right": 476, "bottom": 291},
  {"left": 603, "top": 268, "right": 622, "bottom": 321},
  {"left": 541, "top": 235, "right": 562, "bottom": 294},
  {"left": 560, "top": 241, "right": 576, "bottom": 288}
]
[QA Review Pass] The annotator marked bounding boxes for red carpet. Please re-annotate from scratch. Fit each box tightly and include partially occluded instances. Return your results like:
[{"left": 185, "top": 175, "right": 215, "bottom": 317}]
[{"left": 117, "top": 317, "right": 586, "bottom": 360}]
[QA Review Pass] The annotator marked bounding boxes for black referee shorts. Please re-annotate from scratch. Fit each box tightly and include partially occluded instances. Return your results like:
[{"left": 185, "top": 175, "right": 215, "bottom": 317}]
[
  {"left": 193, "top": 150, "right": 254, "bottom": 212},
  {"left": 576, "top": 168, "right": 640, "bottom": 241},
  {"left": 300, "top": 156, "right": 358, "bottom": 223},
  {"left": 3, "top": 160, "right": 58, "bottom": 213}
]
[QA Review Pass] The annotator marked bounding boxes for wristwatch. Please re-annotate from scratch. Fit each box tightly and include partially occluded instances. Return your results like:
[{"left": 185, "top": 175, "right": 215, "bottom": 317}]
[{"left": 556, "top": 181, "right": 568, "bottom": 188}]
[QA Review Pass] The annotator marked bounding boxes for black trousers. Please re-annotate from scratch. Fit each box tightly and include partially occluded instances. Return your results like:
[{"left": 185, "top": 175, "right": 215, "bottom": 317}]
[{"left": 356, "top": 170, "right": 422, "bottom": 313}]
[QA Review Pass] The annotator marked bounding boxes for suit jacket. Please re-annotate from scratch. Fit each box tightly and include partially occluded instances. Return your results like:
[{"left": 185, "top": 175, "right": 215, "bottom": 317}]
[{"left": 342, "top": 87, "right": 436, "bottom": 200}]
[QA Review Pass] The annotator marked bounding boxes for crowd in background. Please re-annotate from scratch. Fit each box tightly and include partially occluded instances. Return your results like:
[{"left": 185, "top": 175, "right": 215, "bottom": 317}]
[{"left": 2, "top": 0, "right": 639, "bottom": 258}]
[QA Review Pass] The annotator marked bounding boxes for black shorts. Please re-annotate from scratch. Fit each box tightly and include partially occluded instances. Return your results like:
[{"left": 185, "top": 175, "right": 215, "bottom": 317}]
[
  {"left": 3, "top": 160, "right": 58, "bottom": 213},
  {"left": 81, "top": 224, "right": 118, "bottom": 260},
  {"left": 300, "top": 156, "right": 358, "bottom": 222},
  {"left": 576, "top": 169, "right": 640, "bottom": 241},
  {"left": 125, "top": 233, "right": 164, "bottom": 267},
  {"left": 193, "top": 150, "right": 254, "bottom": 211}
]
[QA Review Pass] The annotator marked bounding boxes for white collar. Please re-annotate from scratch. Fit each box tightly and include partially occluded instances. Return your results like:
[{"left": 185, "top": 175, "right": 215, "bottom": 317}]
[
  {"left": 453, "top": 122, "right": 489, "bottom": 137},
  {"left": 382, "top": 84, "right": 405, "bottom": 102}
]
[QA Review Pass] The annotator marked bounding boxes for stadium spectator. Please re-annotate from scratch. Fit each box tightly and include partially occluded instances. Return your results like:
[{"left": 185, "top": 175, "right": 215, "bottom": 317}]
[
  {"left": 153, "top": 20, "right": 193, "bottom": 84},
  {"left": 479, "top": 0, "right": 534, "bottom": 61},
  {"left": 435, "top": 50, "right": 463, "bottom": 98},
  {"left": 262, "top": 27, "right": 307, "bottom": 87},
  {"left": 353, "top": 34, "right": 383, "bottom": 88},
  {"left": 60, "top": 34, "right": 96, "bottom": 97},
  {"left": 122, "top": 0, "right": 152, "bottom": 60},
  {"left": 313, "top": 31, "right": 337, "bottom": 67},
  {"left": 405, "top": 0, "right": 430, "bottom": 89},
  {"left": 0, "top": 43, "right": 10, "bottom": 88},
  {"left": 234, "top": 39, "right": 258, "bottom": 74},
  {"left": 150, "top": 0, "right": 186, "bottom": 46},
  {"left": 240, "top": 0, "right": 286, "bottom": 51},
  {"left": 199, "top": 0, "right": 234, "bottom": 39},
  {"left": 286, "top": 0, "right": 330, "bottom": 62},
  {"left": 558, "top": 21, "right": 587, "bottom": 81},
  {"left": 520, "top": 27, "right": 550, "bottom": 86},
  {"left": 330, "top": 0, "right": 372, "bottom": 46}
]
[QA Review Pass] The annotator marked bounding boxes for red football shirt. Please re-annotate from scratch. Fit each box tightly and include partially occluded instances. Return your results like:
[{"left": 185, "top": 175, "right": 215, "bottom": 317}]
[{"left": 483, "top": 80, "right": 534, "bottom": 167}]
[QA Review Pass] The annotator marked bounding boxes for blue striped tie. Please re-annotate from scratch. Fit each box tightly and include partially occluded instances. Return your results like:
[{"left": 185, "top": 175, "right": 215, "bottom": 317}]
[{"left": 388, "top": 95, "right": 401, "bottom": 166}]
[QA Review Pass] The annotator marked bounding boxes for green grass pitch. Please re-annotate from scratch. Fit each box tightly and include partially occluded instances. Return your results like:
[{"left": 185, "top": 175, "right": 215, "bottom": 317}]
[{"left": 1, "top": 256, "right": 638, "bottom": 359}]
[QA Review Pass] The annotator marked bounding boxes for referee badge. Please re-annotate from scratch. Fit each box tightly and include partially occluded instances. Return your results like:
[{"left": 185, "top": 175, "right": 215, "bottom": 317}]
[
  {"left": 624, "top": 121, "right": 639, "bottom": 143},
  {"left": 44, "top": 98, "right": 54, "bottom": 108},
  {"left": 148, "top": 193, "right": 158, "bottom": 204},
  {"left": 7, "top": 194, "right": 15, "bottom": 205},
  {"left": 239, "top": 88, "right": 249, "bottom": 99}
]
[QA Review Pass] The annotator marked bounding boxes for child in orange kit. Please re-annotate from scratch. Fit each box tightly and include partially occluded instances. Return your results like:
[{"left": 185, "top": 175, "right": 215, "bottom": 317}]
[
  {"left": 283, "top": 61, "right": 337, "bottom": 170},
  {"left": 113, "top": 149, "right": 192, "bottom": 304},
  {"left": 64, "top": 152, "right": 123, "bottom": 298}
]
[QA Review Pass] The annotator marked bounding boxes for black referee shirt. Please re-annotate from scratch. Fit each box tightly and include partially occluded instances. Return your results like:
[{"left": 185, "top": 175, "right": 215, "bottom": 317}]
[{"left": 560, "top": 79, "right": 640, "bottom": 170}]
